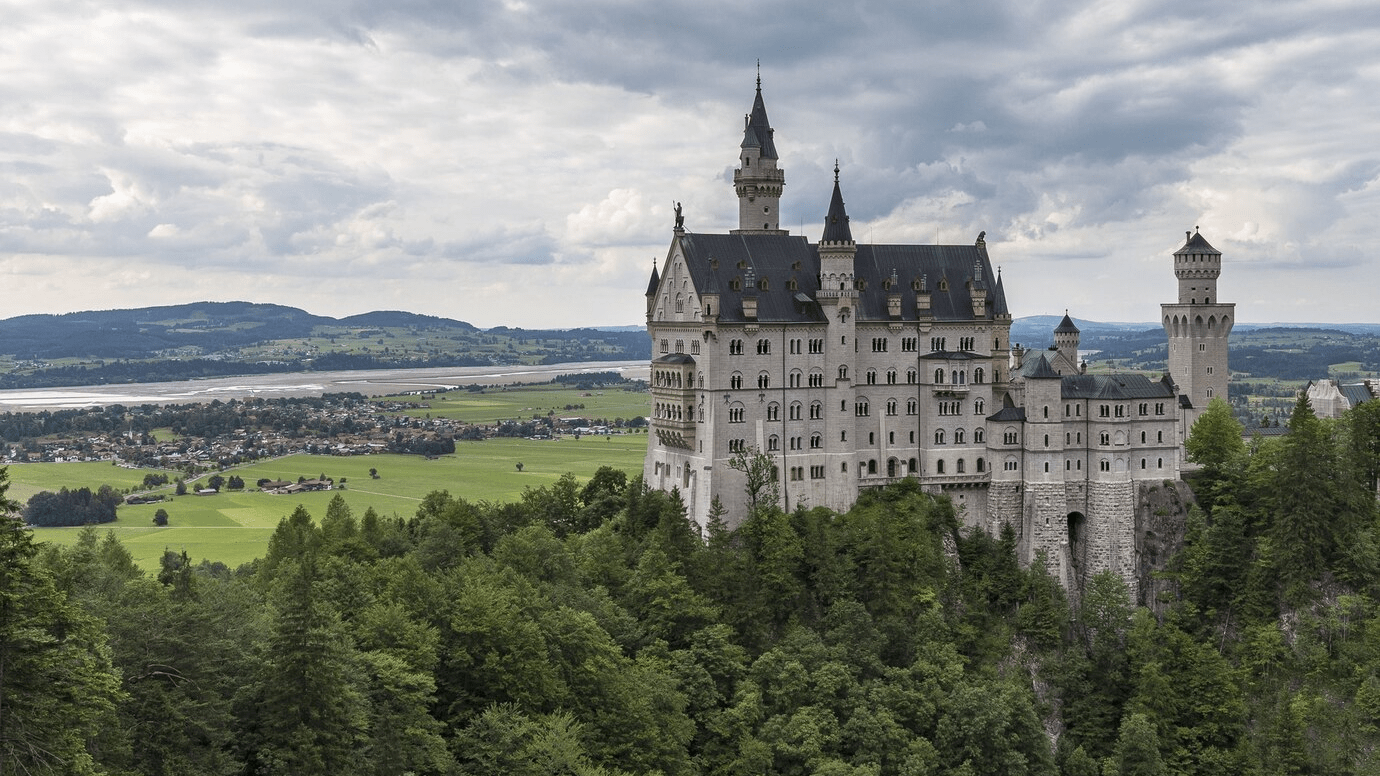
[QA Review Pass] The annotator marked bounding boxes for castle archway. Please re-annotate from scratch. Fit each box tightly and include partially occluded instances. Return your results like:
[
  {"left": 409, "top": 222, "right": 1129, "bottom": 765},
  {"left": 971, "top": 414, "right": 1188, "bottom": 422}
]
[{"left": 1067, "top": 511, "right": 1088, "bottom": 573}]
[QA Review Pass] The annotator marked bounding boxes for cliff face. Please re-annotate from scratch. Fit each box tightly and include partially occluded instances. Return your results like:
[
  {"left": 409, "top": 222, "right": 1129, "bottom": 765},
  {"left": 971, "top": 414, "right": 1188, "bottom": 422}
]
[{"left": 1134, "top": 479, "right": 1196, "bottom": 611}]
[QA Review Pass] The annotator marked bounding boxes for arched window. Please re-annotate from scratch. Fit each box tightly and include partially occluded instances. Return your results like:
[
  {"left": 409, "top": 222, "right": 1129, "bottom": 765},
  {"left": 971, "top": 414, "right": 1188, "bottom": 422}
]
[
  {"left": 974, "top": 368, "right": 984, "bottom": 383},
  {"left": 730, "top": 372, "right": 743, "bottom": 390},
  {"left": 935, "top": 368, "right": 945, "bottom": 384},
  {"left": 974, "top": 428, "right": 985, "bottom": 443},
  {"left": 839, "top": 366, "right": 849, "bottom": 380},
  {"left": 976, "top": 458, "right": 985, "bottom": 472},
  {"left": 936, "top": 459, "right": 946, "bottom": 474},
  {"left": 955, "top": 429, "right": 965, "bottom": 444},
  {"left": 935, "top": 430, "right": 946, "bottom": 444},
  {"left": 957, "top": 459, "right": 965, "bottom": 473},
  {"left": 868, "top": 460, "right": 877, "bottom": 475},
  {"left": 974, "top": 399, "right": 985, "bottom": 415},
  {"left": 766, "top": 402, "right": 780, "bottom": 421},
  {"left": 767, "top": 435, "right": 779, "bottom": 451}
]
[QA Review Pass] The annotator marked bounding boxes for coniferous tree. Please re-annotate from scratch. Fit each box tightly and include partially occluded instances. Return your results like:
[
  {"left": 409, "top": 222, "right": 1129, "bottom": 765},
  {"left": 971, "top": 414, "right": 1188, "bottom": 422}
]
[{"left": 0, "top": 468, "right": 123, "bottom": 775}]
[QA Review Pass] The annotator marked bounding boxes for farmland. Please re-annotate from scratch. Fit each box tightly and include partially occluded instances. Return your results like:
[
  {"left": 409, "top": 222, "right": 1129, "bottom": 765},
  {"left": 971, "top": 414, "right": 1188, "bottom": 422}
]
[
  {"left": 15, "top": 375, "right": 654, "bottom": 572},
  {"left": 29, "top": 435, "right": 648, "bottom": 571}
]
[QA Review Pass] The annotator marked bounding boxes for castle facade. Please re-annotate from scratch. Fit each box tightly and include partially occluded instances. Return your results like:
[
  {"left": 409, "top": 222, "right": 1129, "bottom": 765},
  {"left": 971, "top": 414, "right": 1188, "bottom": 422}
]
[{"left": 643, "top": 81, "right": 1232, "bottom": 592}]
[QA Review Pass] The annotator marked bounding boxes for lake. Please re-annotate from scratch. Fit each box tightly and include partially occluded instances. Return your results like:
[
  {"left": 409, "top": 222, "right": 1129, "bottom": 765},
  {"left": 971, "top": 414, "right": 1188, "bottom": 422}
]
[{"left": 0, "top": 360, "right": 650, "bottom": 412}]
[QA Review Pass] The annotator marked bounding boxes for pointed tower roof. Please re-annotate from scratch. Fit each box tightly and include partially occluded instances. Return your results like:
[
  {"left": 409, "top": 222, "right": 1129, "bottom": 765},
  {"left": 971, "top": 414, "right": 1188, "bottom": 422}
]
[
  {"left": 992, "top": 267, "right": 1010, "bottom": 316},
  {"left": 1025, "top": 353, "right": 1062, "bottom": 379},
  {"left": 740, "top": 71, "right": 779, "bottom": 160},
  {"left": 821, "top": 163, "right": 853, "bottom": 243},
  {"left": 644, "top": 263, "right": 660, "bottom": 297},
  {"left": 1055, "top": 311, "right": 1079, "bottom": 334},
  {"left": 1175, "top": 227, "right": 1220, "bottom": 255}
]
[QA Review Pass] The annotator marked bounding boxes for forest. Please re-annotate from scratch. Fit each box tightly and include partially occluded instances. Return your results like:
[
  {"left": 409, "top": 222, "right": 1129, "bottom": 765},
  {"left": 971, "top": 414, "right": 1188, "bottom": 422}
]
[{"left": 3, "top": 394, "right": 1380, "bottom": 775}]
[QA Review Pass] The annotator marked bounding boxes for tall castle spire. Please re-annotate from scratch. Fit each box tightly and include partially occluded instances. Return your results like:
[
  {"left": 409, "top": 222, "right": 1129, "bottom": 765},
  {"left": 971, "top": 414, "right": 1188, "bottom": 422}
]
[{"left": 731, "top": 67, "right": 786, "bottom": 234}]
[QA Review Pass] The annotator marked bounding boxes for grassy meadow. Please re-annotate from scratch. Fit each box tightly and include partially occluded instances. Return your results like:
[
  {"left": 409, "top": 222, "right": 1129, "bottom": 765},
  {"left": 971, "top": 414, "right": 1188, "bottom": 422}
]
[
  {"left": 374, "top": 383, "right": 650, "bottom": 425},
  {"left": 26, "top": 434, "right": 648, "bottom": 572}
]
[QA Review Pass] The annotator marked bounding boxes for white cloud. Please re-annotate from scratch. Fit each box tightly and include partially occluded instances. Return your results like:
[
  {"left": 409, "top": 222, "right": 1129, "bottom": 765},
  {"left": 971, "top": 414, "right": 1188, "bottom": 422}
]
[{"left": 0, "top": 0, "right": 1374, "bottom": 325}]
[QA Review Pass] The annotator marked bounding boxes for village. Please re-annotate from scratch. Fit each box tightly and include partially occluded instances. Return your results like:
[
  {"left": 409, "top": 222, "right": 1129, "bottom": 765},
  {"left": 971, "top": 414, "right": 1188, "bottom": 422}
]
[{"left": 0, "top": 391, "right": 647, "bottom": 477}]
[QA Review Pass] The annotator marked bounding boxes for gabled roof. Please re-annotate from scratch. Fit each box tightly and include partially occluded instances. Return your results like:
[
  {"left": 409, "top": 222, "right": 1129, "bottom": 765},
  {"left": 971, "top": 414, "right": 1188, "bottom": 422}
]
[
  {"left": 674, "top": 233, "right": 1000, "bottom": 324},
  {"left": 988, "top": 406, "right": 1026, "bottom": 422},
  {"left": 1059, "top": 373, "right": 1175, "bottom": 400},
  {"left": 1023, "top": 353, "right": 1061, "bottom": 379},
  {"left": 1341, "top": 382, "right": 1376, "bottom": 407},
  {"left": 741, "top": 80, "right": 779, "bottom": 160}
]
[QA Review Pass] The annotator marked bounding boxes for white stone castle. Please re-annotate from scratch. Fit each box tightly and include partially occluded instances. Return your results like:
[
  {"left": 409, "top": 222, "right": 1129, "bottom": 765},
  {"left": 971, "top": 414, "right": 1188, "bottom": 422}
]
[{"left": 643, "top": 79, "right": 1232, "bottom": 591}]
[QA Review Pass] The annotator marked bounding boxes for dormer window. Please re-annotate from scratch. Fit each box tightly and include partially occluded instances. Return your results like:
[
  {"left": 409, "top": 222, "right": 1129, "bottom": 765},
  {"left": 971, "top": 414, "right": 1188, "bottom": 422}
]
[
  {"left": 758, "top": 278, "right": 769, "bottom": 291},
  {"left": 938, "top": 278, "right": 949, "bottom": 292}
]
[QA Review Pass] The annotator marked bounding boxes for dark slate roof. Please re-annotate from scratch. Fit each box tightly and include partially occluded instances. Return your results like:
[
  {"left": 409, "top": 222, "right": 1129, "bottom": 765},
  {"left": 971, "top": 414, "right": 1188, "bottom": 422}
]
[
  {"left": 676, "top": 233, "right": 999, "bottom": 325},
  {"left": 992, "top": 268, "right": 1009, "bottom": 316},
  {"left": 741, "top": 83, "right": 779, "bottom": 160},
  {"left": 1176, "top": 229, "right": 1220, "bottom": 255},
  {"left": 1054, "top": 313, "right": 1079, "bottom": 334},
  {"left": 1342, "top": 383, "right": 1376, "bottom": 407},
  {"left": 645, "top": 265, "right": 660, "bottom": 296},
  {"left": 854, "top": 244, "right": 996, "bottom": 321},
  {"left": 1023, "top": 353, "right": 1061, "bottom": 380},
  {"left": 1059, "top": 373, "right": 1175, "bottom": 400},
  {"left": 821, "top": 176, "right": 852, "bottom": 243},
  {"left": 654, "top": 353, "right": 696, "bottom": 365},
  {"left": 988, "top": 406, "right": 1026, "bottom": 422}
]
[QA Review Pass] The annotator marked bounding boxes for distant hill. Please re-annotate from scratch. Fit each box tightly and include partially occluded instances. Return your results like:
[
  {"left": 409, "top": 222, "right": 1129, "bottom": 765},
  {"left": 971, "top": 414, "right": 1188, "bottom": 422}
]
[
  {"left": 0, "top": 302, "right": 649, "bottom": 390},
  {"left": 337, "top": 310, "right": 478, "bottom": 331},
  {"left": 0, "top": 302, "right": 478, "bottom": 360}
]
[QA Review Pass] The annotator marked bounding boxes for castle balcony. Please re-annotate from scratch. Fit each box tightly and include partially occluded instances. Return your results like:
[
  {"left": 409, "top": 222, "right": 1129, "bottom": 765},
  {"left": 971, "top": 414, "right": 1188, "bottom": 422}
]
[
  {"left": 923, "top": 472, "right": 990, "bottom": 488},
  {"left": 932, "top": 385, "right": 970, "bottom": 396}
]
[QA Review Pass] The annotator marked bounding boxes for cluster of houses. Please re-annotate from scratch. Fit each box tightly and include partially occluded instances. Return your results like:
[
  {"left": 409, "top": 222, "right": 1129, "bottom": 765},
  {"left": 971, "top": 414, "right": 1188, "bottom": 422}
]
[{"left": 2, "top": 396, "right": 645, "bottom": 472}]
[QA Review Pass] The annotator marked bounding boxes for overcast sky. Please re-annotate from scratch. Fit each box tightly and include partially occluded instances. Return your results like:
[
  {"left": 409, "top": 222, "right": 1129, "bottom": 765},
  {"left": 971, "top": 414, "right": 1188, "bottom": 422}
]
[{"left": 2, "top": 0, "right": 1377, "bottom": 328}]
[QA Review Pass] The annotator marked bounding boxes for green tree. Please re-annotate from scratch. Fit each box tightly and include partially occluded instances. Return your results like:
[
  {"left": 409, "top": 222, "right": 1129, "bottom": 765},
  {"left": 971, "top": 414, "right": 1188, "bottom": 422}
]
[
  {"left": 1115, "top": 713, "right": 1165, "bottom": 776},
  {"left": 248, "top": 556, "right": 368, "bottom": 775},
  {"left": 1184, "top": 397, "right": 1247, "bottom": 510},
  {"left": 153, "top": 507, "right": 170, "bottom": 526},
  {"left": 728, "top": 445, "right": 780, "bottom": 517},
  {"left": 0, "top": 468, "right": 124, "bottom": 775}
]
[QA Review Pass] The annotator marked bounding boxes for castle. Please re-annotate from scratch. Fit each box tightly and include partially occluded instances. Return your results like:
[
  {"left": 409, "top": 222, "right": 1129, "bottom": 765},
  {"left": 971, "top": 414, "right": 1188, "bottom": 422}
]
[{"left": 643, "top": 80, "right": 1232, "bottom": 593}]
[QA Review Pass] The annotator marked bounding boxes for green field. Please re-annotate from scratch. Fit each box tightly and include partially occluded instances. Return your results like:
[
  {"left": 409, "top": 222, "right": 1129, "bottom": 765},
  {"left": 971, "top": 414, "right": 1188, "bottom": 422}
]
[
  {"left": 27, "top": 435, "right": 647, "bottom": 572},
  {"left": 375, "top": 383, "right": 650, "bottom": 425}
]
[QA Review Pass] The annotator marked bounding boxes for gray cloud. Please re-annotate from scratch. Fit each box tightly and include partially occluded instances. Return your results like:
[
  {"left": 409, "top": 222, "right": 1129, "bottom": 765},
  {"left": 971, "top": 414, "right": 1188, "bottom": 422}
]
[{"left": 0, "top": 0, "right": 1374, "bottom": 326}]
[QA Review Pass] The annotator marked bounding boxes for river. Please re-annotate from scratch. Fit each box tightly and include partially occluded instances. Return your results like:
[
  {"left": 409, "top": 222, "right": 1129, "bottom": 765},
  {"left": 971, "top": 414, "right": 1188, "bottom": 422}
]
[{"left": 0, "top": 360, "right": 650, "bottom": 412}]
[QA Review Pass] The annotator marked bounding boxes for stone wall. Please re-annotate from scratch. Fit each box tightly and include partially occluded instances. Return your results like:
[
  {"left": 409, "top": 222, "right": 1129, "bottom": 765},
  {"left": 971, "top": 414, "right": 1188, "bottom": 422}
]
[{"left": 1134, "top": 479, "right": 1195, "bottom": 610}]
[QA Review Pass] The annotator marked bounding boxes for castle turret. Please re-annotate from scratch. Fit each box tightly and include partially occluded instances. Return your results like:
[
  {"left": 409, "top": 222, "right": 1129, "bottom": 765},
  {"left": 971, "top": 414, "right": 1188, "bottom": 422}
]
[
  {"left": 731, "top": 72, "right": 787, "bottom": 234},
  {"left": 1162, "top": 229, "right": 1234, "bottom": 436},
  {"left": 816, "top": 164, "right": 858, "bottom": 482},
  {"left": 1052, "top": 312, "right": 1080, "bottom": 375}
]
